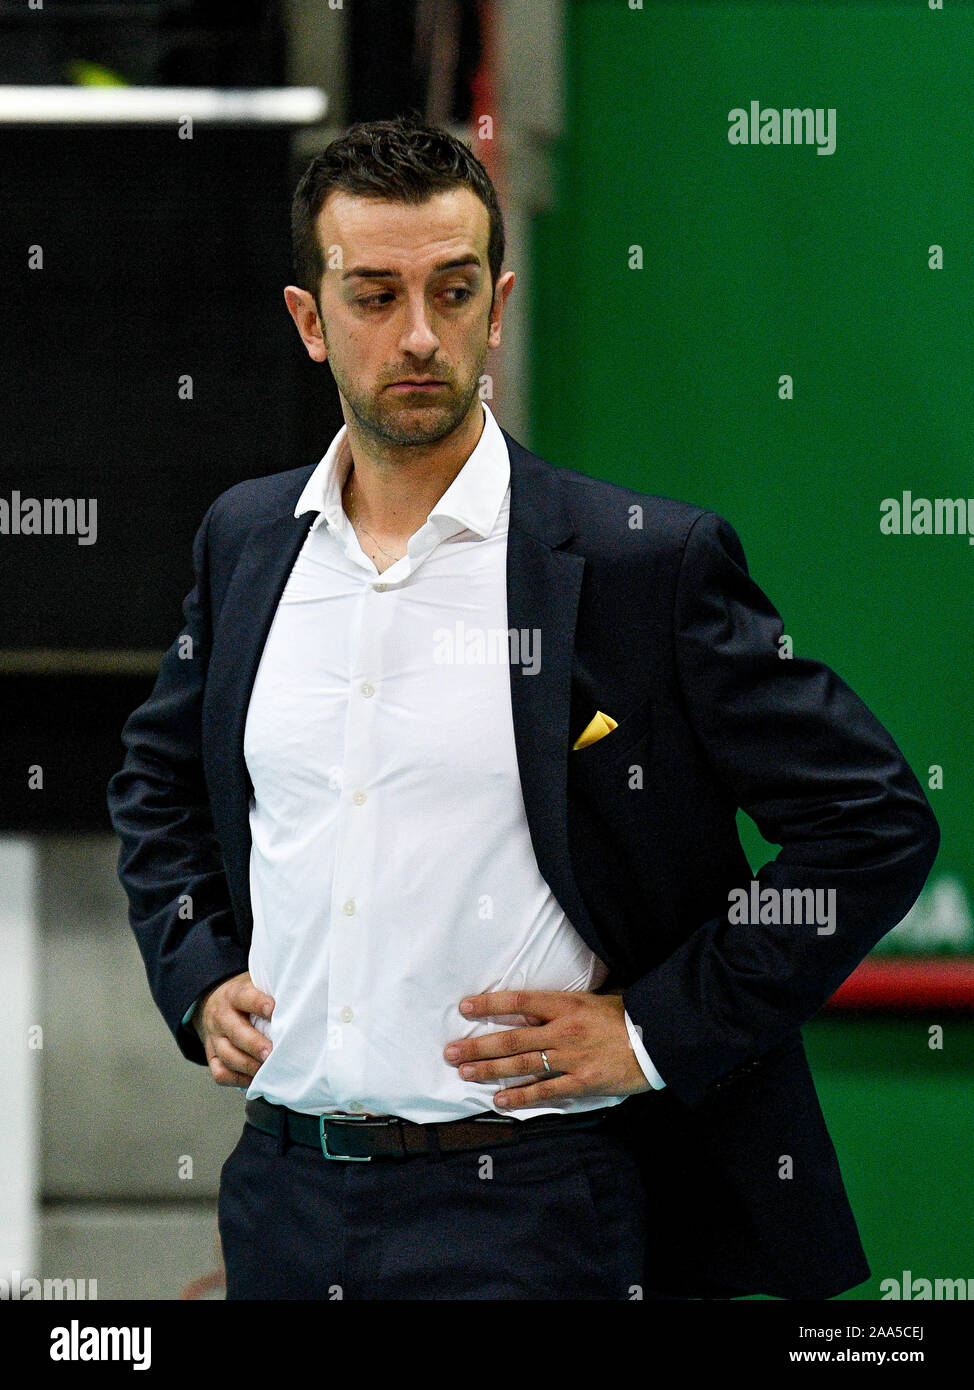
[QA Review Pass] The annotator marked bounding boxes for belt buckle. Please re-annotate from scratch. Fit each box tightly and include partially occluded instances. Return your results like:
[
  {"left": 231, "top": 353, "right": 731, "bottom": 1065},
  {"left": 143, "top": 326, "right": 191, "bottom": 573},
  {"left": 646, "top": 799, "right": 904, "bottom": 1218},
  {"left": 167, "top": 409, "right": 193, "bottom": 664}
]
[{"left": 319, "top": 1114, "right": 373, "bottom": 1161}]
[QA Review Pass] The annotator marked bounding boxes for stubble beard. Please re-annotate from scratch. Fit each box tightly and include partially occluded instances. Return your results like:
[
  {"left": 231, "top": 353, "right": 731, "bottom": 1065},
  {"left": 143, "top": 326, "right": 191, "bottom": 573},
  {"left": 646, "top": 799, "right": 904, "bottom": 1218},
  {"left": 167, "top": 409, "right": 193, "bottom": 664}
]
[{"left": 323, "top": 318, "right": 490, "bottom": 449}]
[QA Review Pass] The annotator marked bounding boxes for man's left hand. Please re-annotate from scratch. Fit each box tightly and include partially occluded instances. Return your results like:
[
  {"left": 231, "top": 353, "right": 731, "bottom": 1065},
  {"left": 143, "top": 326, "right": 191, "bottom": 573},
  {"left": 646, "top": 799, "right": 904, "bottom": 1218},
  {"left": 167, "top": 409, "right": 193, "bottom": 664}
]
[{"left": 443, "top": 989, "right": 653, "bottom": 1109}]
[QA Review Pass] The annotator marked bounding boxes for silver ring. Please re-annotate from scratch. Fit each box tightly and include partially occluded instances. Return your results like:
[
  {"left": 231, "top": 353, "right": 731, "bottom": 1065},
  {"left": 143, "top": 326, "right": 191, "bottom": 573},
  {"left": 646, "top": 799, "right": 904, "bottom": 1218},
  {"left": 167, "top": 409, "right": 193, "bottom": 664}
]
[{"left": 540, "top": 1050, "right": 551, "bottom": 1073}]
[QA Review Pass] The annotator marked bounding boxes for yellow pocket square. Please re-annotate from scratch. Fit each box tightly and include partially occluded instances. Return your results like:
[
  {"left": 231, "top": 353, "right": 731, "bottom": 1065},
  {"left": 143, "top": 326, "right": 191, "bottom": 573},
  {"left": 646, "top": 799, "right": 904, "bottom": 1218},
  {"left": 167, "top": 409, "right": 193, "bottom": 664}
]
[{"left": 572, "top": 710, "right": 618, "bottom": 751}]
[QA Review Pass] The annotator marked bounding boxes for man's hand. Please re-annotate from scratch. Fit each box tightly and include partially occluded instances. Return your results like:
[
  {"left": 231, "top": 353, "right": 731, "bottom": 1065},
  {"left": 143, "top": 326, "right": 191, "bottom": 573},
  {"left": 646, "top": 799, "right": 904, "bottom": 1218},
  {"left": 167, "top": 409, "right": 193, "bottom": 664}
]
[
  {"left": 193, "top": 971, "right": 275, "bottom": 1087},
  {"left": 443, "top": 989, "right": 652, "bottom": 1109}
]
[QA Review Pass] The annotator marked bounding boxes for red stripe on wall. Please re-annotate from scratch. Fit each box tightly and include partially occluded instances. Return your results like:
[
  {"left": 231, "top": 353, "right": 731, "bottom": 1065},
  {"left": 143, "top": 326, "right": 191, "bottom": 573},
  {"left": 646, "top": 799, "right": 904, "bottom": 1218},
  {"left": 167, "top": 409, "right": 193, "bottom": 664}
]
[{"left": 826, "top": 959, "right": 974, "bottom": 1011}]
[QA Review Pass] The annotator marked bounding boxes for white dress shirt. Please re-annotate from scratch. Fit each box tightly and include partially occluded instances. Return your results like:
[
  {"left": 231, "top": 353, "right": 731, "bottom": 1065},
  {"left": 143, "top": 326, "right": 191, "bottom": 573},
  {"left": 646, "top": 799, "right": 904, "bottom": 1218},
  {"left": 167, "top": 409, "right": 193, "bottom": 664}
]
[{"left": 239, "top": 401, "right": 665, "bottom": 1120}]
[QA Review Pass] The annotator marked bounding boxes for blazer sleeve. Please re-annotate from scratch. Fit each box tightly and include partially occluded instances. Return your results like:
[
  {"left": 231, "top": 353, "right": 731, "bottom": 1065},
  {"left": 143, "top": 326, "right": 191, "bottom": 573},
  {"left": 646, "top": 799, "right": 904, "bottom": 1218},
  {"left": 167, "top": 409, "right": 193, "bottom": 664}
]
[
  {"left": 621, "top": 510, "right": 940, "bottom": 1109},
  {"left": 107, "top": 500, "right": 250, "bottom": 1065}
]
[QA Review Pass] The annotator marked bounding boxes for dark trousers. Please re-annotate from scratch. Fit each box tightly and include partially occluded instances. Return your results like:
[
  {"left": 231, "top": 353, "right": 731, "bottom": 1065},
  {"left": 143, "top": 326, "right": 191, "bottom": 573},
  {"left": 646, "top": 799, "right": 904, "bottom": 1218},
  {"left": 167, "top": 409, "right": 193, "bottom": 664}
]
[{"left": 218, "top": 1113, "right": 649, "bottom": 1299}]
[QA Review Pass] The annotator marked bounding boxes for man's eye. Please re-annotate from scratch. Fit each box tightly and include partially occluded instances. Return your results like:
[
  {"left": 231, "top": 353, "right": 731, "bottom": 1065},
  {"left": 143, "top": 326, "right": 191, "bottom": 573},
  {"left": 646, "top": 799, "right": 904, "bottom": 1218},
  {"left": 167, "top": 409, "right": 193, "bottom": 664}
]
[{"left": 356, "top": 287, "right": 472, "bottom": 308}]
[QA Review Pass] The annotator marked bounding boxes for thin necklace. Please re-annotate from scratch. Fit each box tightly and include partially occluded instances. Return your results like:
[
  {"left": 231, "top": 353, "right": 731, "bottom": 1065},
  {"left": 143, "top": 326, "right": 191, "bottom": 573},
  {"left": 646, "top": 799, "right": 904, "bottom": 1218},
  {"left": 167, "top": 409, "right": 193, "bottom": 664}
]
[{"left": 344, "top": 472, "right": 405, "bottom": 563}]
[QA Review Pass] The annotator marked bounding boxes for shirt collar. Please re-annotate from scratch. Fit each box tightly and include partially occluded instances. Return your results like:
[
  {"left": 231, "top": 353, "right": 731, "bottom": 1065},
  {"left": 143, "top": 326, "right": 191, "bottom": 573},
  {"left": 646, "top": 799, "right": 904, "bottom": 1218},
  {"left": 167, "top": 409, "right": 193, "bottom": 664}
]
[{"left": 293, "top": 401, "right": 510, "bottom": 543}]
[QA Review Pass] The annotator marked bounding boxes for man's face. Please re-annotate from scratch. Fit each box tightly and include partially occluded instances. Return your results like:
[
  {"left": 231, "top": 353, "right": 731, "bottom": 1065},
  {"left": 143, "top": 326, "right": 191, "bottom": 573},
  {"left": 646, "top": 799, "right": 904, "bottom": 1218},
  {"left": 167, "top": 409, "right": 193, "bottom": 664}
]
[{"left": 298, "top": 188, "right": 510, "bottom": 448}]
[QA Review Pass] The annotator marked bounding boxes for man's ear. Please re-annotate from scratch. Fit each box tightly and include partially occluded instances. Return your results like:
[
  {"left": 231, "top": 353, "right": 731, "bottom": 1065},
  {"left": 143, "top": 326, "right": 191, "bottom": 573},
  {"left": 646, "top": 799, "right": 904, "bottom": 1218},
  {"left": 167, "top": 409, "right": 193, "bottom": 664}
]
[
  {"left": 283, "top": 285, "right": 328, "bottom": 362},
  {"left": 488, "top": 271, "right": 515, "bottom": 350}
]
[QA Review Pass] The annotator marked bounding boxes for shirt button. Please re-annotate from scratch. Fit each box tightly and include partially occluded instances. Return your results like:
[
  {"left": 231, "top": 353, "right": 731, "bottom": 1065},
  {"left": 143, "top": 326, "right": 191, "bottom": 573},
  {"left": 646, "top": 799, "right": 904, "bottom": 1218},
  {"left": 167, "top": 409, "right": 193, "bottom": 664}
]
[
  {"left": 343, "top": 899, "right": 356, "bottom": 915},
  {"left": 347, "top": 1100, "right": 362, "bottom": 1111},
  {"left": 361, "top": 682, "right": 374, "bottom": 697},
  {"left": 373, "top": 583, "right": 387, "bottom": 592},
  {"left": 352, "top": 790, "right": 366, "bottom": 805},
  {"left": 340, "top": 1006, "right": 354, "bottom": 1023}
]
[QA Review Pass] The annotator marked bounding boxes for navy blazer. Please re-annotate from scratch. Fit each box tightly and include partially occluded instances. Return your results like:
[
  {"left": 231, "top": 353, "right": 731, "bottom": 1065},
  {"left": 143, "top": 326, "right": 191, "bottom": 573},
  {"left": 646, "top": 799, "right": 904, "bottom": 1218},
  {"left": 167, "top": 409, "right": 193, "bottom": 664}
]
[{"left": 108, "top": 428, "right": 939, "bottom": 1300}]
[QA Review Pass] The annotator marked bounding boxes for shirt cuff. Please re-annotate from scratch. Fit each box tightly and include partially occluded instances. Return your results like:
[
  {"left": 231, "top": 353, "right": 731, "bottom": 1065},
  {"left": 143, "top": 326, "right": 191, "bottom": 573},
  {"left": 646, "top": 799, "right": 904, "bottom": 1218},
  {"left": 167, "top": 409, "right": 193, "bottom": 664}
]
[
  {"left": 623, "top": 1009, "right": 666, "bottom": 1089},
  {"left": 181, "top": 1000, "right": 199, "bottom": 1029}
]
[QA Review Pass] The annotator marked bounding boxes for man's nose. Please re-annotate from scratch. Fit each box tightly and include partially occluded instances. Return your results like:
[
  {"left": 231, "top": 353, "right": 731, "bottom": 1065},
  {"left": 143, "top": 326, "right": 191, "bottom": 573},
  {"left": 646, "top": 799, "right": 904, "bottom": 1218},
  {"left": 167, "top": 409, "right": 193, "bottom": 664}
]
[{"left": 398, "top": 301, "right": 440, "bottom": 356}]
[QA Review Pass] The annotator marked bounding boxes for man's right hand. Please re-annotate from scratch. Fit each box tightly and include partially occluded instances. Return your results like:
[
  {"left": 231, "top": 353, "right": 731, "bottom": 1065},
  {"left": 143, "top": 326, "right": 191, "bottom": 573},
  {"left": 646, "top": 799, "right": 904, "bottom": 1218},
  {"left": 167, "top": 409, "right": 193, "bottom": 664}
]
[{"left": 193, "top": 971, "right": 275, "bottom": 1087}]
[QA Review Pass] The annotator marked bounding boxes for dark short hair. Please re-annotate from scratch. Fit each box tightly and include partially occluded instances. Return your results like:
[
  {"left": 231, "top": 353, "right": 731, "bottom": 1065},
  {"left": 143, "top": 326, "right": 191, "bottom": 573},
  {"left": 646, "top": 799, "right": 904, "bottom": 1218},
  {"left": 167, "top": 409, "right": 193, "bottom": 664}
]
[{"left": 290, "top": 113, "right": 505, "bottom": 310}]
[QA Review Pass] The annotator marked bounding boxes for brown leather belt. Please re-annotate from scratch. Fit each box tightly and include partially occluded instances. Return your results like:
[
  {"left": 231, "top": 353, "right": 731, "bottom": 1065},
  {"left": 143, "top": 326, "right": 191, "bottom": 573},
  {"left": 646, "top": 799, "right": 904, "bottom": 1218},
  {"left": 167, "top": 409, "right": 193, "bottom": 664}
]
[{"left": 245, "top": 1095, "right": 610, "bottom": 1161}]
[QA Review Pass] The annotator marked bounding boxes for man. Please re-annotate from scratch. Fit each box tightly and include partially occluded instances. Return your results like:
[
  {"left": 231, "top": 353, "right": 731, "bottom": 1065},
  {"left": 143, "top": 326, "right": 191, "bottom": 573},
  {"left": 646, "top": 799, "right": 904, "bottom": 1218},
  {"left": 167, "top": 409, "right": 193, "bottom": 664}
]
[{"left": 108, "top": 115, "right": 939, "bottom": 1301}]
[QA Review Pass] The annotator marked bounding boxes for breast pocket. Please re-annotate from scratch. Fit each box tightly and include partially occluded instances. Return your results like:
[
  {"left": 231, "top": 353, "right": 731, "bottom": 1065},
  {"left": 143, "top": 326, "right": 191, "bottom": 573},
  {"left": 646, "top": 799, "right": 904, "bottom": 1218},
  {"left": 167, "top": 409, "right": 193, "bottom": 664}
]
[{"left": 569, "top": 697, "right": 653, "bottom": 774}]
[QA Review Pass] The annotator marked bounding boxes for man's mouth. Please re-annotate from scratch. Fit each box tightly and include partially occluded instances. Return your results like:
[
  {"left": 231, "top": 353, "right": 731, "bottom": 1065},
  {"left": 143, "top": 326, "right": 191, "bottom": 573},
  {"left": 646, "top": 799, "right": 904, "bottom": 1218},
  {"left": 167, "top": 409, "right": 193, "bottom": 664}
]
[{"left": 388, "top": 379, "right": 446, "bottom": 390}]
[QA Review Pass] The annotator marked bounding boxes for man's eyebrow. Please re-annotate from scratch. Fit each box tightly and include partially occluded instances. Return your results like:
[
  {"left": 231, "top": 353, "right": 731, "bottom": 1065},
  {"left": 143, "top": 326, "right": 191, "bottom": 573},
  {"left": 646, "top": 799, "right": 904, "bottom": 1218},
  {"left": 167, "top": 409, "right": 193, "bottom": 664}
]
[{"left": 340, "top": 255, "right": 482, "bottom": 281}]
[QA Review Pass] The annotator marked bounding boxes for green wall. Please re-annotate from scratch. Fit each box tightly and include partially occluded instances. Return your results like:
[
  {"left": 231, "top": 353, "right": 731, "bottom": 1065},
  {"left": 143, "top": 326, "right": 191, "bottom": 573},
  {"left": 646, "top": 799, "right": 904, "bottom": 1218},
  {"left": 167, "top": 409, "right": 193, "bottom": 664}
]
[
  {"left": 802, "top": 1018, "right": 974, "bottom": 1300},
  {"left": 528, "top": 0, "right": 973, "bottom": 1296}
]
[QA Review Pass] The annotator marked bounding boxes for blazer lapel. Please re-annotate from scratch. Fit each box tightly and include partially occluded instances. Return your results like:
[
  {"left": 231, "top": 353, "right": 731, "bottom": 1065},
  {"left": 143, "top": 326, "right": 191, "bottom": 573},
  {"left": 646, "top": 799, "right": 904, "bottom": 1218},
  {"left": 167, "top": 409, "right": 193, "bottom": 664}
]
[
  {"left": 203, "top": 507, "right": 314, "bottom": 943},
  {"left": 502, "top": 430, "right": 616, "bottom": 968}
]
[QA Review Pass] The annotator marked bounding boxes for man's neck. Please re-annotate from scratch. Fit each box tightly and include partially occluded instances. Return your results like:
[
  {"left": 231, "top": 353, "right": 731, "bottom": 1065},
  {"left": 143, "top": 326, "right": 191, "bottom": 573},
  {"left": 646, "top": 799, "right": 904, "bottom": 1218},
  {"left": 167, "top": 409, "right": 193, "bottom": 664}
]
[{"left": 340, "top": 403, "right": 485, "bottom": 537}]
